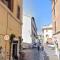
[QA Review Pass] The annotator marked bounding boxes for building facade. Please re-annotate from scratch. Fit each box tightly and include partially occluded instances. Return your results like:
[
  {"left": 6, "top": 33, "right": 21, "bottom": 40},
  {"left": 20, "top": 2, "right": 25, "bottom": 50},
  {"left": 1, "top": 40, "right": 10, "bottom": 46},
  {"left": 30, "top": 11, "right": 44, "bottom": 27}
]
[
  {"left": 37, "top": 32, "right": 44, "bottom": 44},
  {"left": 42, "top": 24, "right": 53, "bottom": 44},
  {"left": 52, "top": 0, "right": 60, "bottom": 49},
  {"left": 22, "top": 15, "right": 37, "bottom": 48},
  {"left": 0, "top": 0, "right": 22, "bottom": 60}
]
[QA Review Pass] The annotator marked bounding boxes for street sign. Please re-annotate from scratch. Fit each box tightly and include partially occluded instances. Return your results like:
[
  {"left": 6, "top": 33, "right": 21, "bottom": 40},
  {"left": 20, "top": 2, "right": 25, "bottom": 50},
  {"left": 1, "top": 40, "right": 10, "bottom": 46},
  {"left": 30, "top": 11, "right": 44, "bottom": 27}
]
[{"left": 4, "top": 35, "right": 9, "bottom": 40}]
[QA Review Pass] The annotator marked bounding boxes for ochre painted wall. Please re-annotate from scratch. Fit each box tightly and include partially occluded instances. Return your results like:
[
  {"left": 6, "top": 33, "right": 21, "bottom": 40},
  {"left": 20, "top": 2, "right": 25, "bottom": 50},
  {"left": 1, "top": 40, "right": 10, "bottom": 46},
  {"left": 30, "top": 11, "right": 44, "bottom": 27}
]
[{"left": 0, "top": 0, "right": 22, "bottom": 60}]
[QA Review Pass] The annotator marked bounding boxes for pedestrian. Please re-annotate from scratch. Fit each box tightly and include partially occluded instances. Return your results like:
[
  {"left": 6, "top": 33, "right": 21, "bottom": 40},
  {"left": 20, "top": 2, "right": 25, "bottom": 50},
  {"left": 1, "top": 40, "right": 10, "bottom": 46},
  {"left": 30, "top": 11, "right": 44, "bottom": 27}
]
[
  {"left": 42, "top": 46, "right": 44, "bottom": 51},
  {"left": 37, "top": 46, "right": 40, "bottom": 51}
]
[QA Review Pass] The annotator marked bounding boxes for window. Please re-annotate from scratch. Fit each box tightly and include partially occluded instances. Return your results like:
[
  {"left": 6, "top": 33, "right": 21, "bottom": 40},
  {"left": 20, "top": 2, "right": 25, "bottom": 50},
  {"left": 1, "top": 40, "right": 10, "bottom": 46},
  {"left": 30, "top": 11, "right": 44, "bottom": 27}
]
[
  {"left": 8, "top": 0, "right": 13, "bottom": 12},
  {"left": 12, "top": 44, "right": 17, "bottom": 57},
  {"left": 1, "top": 0, "right": 8, "bottom": 6},
  {"left": 17, "top": 6, "right": 20, "bottom": 19},
  {"left": 1, "top": 0, "right": 13, "bottom": 12},
  {"left": 54, "top": 21, "right": 56, "bottom": 32},
  {"left": 52, "top": 0, "right": 57, "bottom": 16},
  {"left": 53, "top": 0, "right": 56, "bottom": 16}
]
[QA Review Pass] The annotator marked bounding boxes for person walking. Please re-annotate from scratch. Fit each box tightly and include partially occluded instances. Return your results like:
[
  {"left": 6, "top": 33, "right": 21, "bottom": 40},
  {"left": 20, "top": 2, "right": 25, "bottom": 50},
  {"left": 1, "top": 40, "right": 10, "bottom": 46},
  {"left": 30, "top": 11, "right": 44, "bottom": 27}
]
[{"left": 37, "top": 46, "right": 40, "bottom": 51}]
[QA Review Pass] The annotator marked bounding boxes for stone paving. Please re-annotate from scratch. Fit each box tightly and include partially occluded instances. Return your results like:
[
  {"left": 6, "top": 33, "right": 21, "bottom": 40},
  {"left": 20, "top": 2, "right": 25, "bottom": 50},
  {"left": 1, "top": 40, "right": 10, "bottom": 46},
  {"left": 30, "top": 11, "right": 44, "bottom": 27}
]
[
  {"left": 21, "top": 44, "right": 59, "bottom": 60},
  {"left": 22, "top": 48, "right": 48, "bottom": 60}
]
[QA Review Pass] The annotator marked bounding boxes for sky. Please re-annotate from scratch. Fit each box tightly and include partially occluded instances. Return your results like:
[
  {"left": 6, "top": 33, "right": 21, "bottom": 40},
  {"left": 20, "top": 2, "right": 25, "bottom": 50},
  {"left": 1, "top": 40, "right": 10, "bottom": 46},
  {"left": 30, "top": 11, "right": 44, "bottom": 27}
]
[{"left": 23, "top": 0, "right": 52, "bottom": 32}]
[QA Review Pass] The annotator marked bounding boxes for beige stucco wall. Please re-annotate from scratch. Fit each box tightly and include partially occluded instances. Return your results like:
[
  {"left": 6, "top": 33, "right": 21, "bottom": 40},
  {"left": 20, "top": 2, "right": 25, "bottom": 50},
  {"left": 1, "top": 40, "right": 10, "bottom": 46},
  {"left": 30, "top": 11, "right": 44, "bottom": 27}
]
[
  {"left": 52, "top": 0, "right": 60, "bottom": 33},
  {"left": 52, "top": 0, "right": 60, "bottom": 49},
  {"left": 13, "top": 0, "right": 23, "bottom": 22},
  {"left": 55, "top": 0, "right": 60, "bottom": 32},
  {"left": 0, "top": 1, "right": 22, "bottom": 60}
]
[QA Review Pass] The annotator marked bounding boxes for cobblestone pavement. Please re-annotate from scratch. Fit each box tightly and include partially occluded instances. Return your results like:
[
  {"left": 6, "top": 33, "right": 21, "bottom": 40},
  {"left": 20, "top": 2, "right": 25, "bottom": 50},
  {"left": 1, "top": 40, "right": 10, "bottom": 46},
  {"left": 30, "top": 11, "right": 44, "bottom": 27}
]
[
  {"left": 21, "top": 44, "right": 59, "bottom": 60},
  {"left": 22, "top": 48, "right": 49, "bottom": 60}
]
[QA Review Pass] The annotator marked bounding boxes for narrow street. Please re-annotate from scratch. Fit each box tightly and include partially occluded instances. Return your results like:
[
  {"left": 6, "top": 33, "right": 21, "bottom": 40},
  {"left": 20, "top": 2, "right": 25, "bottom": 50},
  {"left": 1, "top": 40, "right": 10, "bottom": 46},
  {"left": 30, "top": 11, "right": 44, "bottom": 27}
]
[
  {"left": 0, "top": 0, "right": 60, "bottom": 60},
  {"left": 22, "top": 44, "right": 59, "bottom": 60},
  {"left": 22, "top": 48, "right": 49, "bottom": 60}
]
